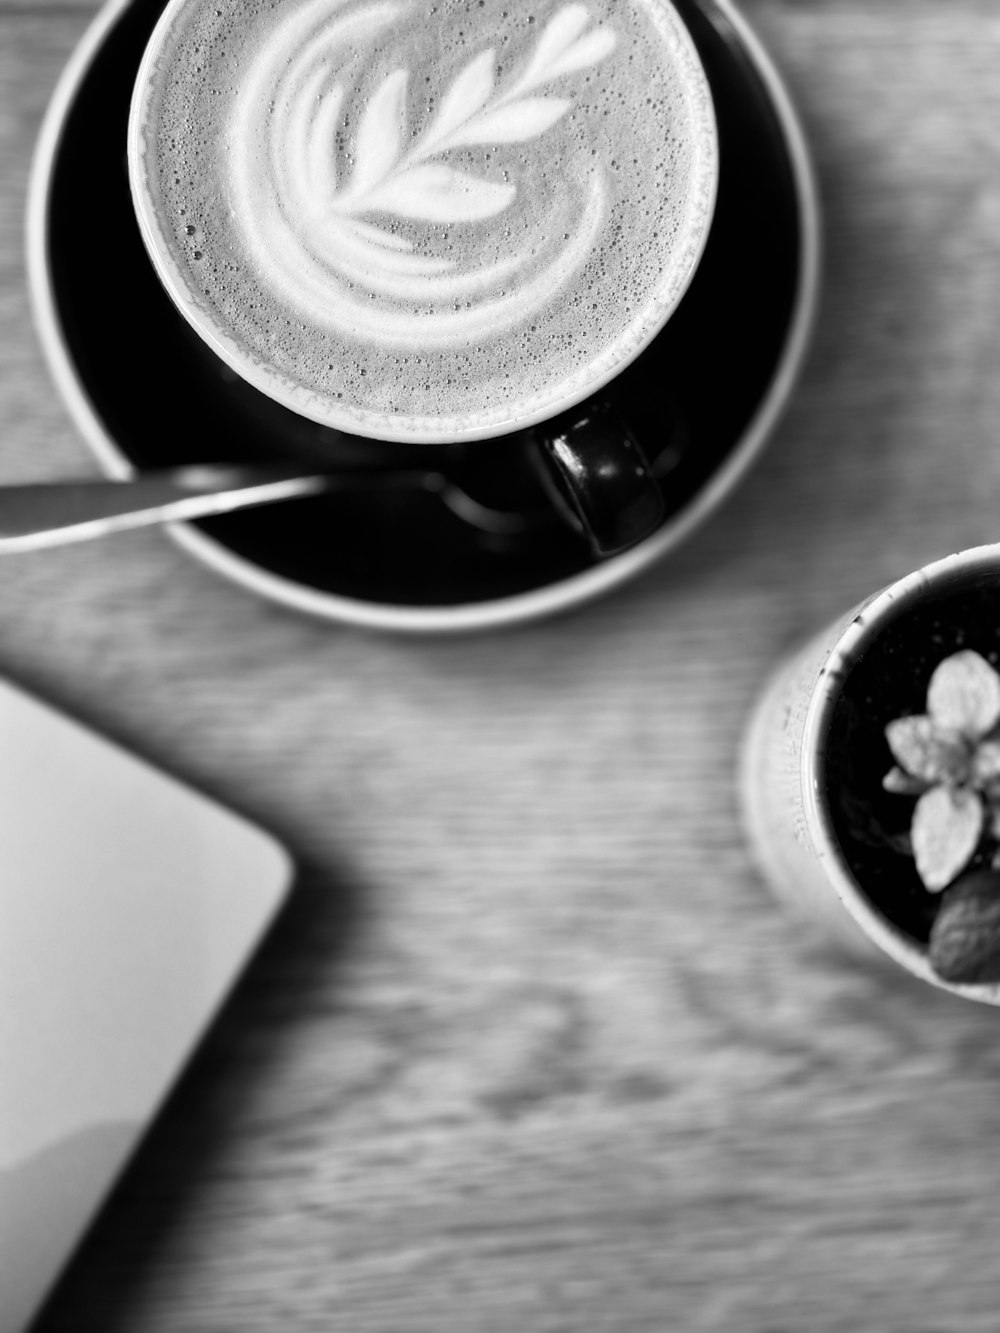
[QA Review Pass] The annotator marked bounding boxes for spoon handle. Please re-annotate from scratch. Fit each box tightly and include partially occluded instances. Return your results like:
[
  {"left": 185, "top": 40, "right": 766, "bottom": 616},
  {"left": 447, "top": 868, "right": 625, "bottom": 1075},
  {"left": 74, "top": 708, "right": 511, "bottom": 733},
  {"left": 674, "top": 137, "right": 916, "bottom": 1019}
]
[{"left": 0, "top": 467, "right": 328, "bottom": 551}]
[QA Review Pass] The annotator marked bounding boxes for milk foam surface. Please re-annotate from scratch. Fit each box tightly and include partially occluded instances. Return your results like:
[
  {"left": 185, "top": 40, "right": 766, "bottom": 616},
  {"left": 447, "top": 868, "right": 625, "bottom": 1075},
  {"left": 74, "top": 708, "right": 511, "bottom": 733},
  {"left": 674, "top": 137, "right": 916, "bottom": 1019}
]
[{"left": 132, "top": 0, "right": 717, "bottom": 440}]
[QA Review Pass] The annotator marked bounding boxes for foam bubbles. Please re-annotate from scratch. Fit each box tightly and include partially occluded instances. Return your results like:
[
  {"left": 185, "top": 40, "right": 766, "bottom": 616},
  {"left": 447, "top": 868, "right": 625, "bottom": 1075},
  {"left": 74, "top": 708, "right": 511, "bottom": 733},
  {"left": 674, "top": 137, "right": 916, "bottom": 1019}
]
[{"left": 132, "top": 0, "right": 717, "bottom": 440}]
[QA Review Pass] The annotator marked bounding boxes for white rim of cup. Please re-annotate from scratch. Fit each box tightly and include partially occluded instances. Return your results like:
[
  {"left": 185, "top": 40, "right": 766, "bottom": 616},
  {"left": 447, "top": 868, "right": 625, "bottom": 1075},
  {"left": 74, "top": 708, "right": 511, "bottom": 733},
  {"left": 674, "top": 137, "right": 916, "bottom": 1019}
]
[
  {"left": 27, "top": 0, "right": 821, "bottom": 634},
  {"left": 800, "top": 543, "right": 1000, "bottom": 1002}
]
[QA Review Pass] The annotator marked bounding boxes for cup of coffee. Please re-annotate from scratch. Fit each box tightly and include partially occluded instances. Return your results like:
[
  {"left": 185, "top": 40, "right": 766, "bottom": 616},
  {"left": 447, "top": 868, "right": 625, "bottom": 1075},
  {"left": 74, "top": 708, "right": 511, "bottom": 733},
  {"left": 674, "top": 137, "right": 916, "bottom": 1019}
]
[
  {"left": 127, "top": 0, "right": 718, "bottom": 556},
  {"left": 741, "top": 544, "right": 1000, "bottom": 1005}
]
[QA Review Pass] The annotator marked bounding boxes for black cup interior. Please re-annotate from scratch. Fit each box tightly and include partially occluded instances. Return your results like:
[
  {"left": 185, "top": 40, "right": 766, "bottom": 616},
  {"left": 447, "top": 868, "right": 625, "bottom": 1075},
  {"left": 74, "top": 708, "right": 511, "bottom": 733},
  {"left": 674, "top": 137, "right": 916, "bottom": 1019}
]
[{"left": 45, "top": 0, "right": 803, "bottom": 607}]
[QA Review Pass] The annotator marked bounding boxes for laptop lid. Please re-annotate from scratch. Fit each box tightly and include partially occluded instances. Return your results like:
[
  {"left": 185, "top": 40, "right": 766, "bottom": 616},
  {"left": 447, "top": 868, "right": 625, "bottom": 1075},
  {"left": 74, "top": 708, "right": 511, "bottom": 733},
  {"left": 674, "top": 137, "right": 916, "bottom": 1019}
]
[{"left": 0, "top": 678, "right": 292, "bottom": 1332}]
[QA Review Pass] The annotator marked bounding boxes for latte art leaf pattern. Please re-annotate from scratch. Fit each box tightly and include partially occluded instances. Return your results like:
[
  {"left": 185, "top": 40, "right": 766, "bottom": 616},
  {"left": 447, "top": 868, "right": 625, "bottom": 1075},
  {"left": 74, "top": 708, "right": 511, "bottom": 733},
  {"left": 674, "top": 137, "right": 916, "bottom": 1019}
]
[
  {"left": 228, "top": 0, "right": 620, "bottom": 339},
  {"left": 332, "top": 3, "right": 615, "bottom": 228}
]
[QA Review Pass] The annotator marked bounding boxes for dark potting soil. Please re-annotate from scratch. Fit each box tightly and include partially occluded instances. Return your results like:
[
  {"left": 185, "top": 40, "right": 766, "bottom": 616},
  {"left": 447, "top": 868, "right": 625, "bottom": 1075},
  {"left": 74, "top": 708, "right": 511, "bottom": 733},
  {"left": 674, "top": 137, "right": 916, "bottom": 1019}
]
[{"left": 822, "top": 570, "right": 1000, "bottom": 946}]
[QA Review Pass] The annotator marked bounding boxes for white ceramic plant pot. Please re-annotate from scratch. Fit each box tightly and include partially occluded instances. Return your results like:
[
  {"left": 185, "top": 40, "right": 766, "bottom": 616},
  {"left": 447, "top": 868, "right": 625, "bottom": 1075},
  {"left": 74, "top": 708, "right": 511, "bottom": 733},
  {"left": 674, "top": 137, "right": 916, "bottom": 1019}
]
[{"left": 740, "top": 543, "right": 1000, "bottom": 1005}]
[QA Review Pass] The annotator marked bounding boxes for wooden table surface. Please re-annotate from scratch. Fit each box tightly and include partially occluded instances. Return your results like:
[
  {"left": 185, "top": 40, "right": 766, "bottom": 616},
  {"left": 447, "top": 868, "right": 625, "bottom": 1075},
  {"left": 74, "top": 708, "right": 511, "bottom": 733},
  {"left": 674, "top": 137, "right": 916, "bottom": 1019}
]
[{"left": 6, "top": 2, "right": 1000, "bottom": 1329}]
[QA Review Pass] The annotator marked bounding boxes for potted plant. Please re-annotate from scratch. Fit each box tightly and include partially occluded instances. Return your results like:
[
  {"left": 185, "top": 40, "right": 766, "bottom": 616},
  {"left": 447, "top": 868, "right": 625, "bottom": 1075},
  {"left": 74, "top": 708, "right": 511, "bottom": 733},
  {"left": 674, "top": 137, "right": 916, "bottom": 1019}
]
[{"left": 741, "top": 544, "right": 1000, "bottom": 1000}]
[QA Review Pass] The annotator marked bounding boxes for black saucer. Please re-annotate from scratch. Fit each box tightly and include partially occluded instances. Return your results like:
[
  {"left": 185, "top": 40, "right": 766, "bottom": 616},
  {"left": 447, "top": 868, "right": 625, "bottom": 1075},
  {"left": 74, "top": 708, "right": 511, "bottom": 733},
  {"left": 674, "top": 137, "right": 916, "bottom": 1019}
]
[{"left": 36, "top": 0, "right": 816, "bottom": 628}]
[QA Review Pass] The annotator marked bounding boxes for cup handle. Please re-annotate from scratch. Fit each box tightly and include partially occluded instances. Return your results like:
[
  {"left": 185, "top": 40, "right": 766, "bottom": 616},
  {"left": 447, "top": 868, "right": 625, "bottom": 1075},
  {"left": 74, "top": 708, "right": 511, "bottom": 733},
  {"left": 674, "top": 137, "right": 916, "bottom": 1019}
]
[{"left": 531, "top": 398, "right": 666, "bottom": 558}]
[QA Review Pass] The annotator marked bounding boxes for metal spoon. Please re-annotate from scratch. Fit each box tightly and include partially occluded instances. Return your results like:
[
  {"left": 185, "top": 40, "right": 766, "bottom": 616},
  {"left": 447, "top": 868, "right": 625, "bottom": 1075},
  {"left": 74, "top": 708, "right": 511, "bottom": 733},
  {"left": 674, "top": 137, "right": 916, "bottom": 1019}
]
[{"left": 0, "top": 464, "right": 552, "bottom": 553}]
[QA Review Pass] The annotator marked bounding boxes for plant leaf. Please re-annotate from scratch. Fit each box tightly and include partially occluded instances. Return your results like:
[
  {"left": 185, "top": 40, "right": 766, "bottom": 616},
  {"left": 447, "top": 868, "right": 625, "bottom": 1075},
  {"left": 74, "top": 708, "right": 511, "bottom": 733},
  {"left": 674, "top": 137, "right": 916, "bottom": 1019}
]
[
  {"left": 882, "top": 766, "right": 930, "bottom": 795},
  {"left": 884, "top": 714, "right": 969, "bottom": 784},
  {"left": 346, "top": 67, "right": 408, "bottom": 199},
  {"left": 886, "top": 830, "right": 914, "bottom": 856},
  {"left": 418, "top": 48, "right": 495, "bottom": 155},
  {"left": 972, "top": 738, "right": 1000, "bottom": 785},
  {"left": 927, "top": 650, "right": 1000, "bottom": 739},
  {"left": 450, "top": 96, "right": 571, "bottom": 147},
  {"left": 911, "top": 785, "right": 983, "bottom": 892},
  {"left": 364, "top": 163, "right": 515, "bottom": 222}
]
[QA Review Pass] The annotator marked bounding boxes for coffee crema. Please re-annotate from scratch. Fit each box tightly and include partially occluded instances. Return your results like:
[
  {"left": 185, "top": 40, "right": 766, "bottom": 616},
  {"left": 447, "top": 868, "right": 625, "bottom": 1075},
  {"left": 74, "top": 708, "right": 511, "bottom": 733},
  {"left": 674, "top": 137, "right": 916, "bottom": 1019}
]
[{"left": 130, "top": 0, "right": 717, "bottom": 441}]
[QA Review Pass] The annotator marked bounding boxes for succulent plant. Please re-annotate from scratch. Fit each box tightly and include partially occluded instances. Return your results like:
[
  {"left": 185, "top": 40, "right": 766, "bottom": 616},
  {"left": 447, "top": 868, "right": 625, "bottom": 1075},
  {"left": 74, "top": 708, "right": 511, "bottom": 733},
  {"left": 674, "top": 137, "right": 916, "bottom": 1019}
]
[{"left": 883, "top": 649, "right": 1000, "bottom": 892}]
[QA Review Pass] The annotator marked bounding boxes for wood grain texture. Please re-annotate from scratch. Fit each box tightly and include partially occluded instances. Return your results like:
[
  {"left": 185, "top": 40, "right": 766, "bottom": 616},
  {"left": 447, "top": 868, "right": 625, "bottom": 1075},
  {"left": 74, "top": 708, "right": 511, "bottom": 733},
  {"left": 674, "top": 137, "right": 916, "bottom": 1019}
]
[{"left": 4, "top": 2, "right": 1000, "bottom": 1330}]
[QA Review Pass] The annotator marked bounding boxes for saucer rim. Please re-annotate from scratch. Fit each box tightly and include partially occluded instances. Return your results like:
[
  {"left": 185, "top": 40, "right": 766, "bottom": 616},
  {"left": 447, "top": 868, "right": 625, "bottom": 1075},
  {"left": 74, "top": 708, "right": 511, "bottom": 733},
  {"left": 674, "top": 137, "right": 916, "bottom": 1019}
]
[{"left": 27, "top": 0, "right": 821, "bottom": 634}]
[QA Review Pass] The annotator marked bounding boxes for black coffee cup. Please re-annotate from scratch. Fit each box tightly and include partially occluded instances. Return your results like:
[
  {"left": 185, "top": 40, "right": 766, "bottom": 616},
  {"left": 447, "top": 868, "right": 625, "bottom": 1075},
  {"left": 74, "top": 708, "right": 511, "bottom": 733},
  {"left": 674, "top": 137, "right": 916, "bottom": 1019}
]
[{"left": 126, "top": 0, "right": 721, "bottom": 559}]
